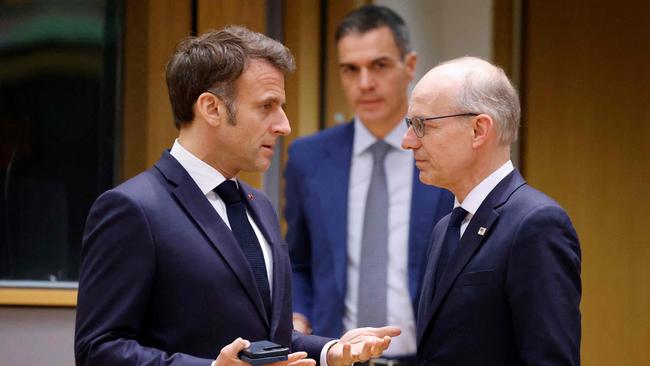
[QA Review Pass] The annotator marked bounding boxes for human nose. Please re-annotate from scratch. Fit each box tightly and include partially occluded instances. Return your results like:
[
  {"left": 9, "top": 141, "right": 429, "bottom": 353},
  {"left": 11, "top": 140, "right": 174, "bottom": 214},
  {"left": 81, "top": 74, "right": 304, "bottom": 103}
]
[
  {"left": 272, "top": 108, "right": 291, "bottom": 136},
  {"left": 401, "top": 125, "right": 421, "bottom": 150},
  {"left": 359, "top": 68, "right": 375, "bottom": 91}
]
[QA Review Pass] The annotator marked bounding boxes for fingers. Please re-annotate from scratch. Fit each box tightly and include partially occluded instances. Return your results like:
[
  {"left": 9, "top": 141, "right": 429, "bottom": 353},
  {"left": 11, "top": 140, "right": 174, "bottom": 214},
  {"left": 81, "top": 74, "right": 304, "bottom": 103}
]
[
  {"left": 220, "top": 337, "right": 251, "bottom": 359},
  {"left": 268, "top": 352, "right": 314, "bottom": 366},
  {"left": 215, "top": 338, "right": 251, "bottom": 366},
  {"left": 293, "top": 313, "right": 313, "bottom": 334},
  {"left": 287, "top": 359, "right": 316, "bottom": 366},
  {"left": 356, "top": 339, "right": 373, "bottom": 362},
  {"left": 344, "top": 342, "right": 353, "bottom": 364},
  {"left": 369, "top": 337, "right": 389, "bottom": 358},
  {"left": 371, "top": 326, "right": 401, "bottom": 338},
  {"left": 286, "top": 352, "right": 308, "bottom": 363}
]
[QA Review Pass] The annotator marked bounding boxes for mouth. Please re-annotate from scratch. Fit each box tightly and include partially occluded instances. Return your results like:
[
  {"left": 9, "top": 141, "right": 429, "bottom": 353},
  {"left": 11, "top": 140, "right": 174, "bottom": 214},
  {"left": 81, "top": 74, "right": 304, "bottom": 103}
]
[
  {"left": 357, "top": 98, "right": 382, "bottom": 106},
  {"left": 261, "top": 144, "right": 275, "bottom": 154}
]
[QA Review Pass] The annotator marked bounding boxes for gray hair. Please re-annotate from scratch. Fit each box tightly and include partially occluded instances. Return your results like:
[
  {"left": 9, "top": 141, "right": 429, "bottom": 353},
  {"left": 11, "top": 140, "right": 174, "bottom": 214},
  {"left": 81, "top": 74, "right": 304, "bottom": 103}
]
[{"left": 442, "top": 57, "right": 520, "bottom": 145}]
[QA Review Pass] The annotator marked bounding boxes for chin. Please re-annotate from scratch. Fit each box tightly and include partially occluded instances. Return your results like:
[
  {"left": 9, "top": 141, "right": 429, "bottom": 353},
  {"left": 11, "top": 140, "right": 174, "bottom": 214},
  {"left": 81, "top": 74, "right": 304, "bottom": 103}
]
[
  {"left": 252, "top": 159, "right": 271, "bottom": 173},
  {"left": 418, "top": 172, "right": 437, "bottom": 187}
]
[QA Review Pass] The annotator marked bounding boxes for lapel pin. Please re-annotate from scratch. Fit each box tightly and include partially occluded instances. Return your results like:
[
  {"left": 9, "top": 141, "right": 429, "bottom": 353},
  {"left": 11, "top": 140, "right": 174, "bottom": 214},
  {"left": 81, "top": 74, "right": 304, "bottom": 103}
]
[
  {"left": 247, "top": 193, "right": 255, "bottom": 201},
  {"left": 478, "top": 227, "right": 487, "bottom": 236}
]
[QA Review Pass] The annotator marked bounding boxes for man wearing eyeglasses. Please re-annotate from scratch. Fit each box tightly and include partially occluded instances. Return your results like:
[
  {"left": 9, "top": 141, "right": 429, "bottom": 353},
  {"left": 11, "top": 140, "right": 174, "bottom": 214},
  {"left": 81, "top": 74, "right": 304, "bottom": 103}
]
[
  {"left": 75, "top": 26, "right": 400, "bottom": 366},
  {"left": 284, "top": 6, "right": 453, "bottom": 366},
  {"left": 403, "top": 57, "right": 581, "bottom": 365}
]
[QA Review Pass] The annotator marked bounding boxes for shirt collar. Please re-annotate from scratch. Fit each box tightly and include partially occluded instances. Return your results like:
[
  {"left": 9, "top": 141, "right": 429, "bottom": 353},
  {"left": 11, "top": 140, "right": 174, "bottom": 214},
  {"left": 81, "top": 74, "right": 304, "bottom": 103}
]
[
  {"left": 169, "top": 139, "right": 235, "bottom": 194},
  {"left": 455, "top": 160, "right": 515, "bottom": 215},
  {"left": 353, "top": 116, "right": 407, "bottom": 155}
]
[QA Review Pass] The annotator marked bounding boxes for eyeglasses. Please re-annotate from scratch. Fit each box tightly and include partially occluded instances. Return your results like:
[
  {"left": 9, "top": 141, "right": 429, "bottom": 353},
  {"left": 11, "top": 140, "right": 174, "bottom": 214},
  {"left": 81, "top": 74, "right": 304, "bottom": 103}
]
[{"left": 405, "top": 113, "right": 480, "bottom": 138}]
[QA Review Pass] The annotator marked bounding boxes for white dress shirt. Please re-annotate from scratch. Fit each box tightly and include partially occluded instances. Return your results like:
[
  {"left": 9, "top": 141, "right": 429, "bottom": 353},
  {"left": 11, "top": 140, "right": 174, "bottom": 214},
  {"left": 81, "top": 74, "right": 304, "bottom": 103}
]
[
  {"left": 171, "top": 141, "right": 335, "bottom": 366},
  {"left": 455, "top": 161, "right": 515, "bottom": 237},
  {"left": 343, "top": 117, "right": 416, "bottom": 356},
  {"left": 170, "top": 140, "right": 274, "bottom": 291}
]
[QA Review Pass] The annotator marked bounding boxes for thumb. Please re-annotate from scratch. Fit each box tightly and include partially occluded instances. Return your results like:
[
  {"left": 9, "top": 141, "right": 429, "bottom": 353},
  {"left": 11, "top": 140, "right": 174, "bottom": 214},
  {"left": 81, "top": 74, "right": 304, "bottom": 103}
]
[{"left": 221, "top": 337, "right": 251, "bottom": 358}]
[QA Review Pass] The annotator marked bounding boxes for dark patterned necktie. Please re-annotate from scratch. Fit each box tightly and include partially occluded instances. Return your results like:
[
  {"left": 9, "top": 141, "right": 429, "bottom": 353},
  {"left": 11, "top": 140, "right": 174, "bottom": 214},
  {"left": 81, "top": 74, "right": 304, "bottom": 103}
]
[
  {"left": 435, "top": 206, "right": 468, "bottom": 288},
  {"left": 215, "top": 180, "right": 271, "bottom": 317}
]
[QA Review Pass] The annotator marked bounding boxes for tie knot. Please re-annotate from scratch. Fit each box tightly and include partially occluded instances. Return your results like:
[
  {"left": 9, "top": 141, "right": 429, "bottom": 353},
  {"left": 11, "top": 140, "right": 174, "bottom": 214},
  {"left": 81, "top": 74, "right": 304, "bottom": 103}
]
[
  {"left": 214, "top": 180, "right": 242, "bottom": 204},
  {"left": 368, "top": 140, "right": 391, "bottom": 163},
  {"left": 449, "top": 206, "right": 468, "bottom": 228}
]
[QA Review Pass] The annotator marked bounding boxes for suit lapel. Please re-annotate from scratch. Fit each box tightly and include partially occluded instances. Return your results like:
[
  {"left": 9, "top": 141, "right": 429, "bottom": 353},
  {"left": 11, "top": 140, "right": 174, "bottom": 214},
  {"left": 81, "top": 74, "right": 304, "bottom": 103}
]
[
  {"left": 408, "top": 167, "right": 448, "bottom": 304},
  {"left": 317, "top": 123, "right": 354, "bottom": 296},
  {"left": 155, "top": 152, "right": 270, "bottom": 327},
  {"left": 416, "top": 222, "right": 445, "bottom": 342},
  {"left": 417, "top": 170, "right": 526, "bottom": 346}
]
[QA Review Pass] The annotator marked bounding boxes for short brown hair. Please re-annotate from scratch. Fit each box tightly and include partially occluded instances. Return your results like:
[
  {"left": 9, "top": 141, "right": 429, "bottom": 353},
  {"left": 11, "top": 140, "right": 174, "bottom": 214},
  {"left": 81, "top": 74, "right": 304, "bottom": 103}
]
[{"left": 165, "top": 26, "right": 295, "bottom": 128}]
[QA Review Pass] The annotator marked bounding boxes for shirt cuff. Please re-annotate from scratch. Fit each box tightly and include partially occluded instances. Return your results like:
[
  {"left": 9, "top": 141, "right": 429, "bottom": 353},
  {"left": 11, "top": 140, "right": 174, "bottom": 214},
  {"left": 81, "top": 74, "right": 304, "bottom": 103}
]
[
  {"left": 211, "top": 361, "right": 216, "bottom": 366},
  {"left": 320, "top": 339, "right": 339, "bottom": 366}
]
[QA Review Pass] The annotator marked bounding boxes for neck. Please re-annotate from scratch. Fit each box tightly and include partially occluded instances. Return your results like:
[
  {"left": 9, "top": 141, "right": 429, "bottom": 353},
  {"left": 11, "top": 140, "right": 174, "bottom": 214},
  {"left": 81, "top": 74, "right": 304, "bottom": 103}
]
[
  {"left": 452, "top": 147, "right": 510, "bottom": 202},
  {"left": 178, "top": 124, "right": 238, "bottom": 179},
  {"left": 359, "top": 101, "right": 407, "bottom": 139}
]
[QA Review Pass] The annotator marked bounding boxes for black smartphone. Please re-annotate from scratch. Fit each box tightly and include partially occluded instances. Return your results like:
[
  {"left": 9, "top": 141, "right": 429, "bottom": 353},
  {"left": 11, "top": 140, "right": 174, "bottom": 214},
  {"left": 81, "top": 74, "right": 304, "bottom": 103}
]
[{"left": 238, "top": 340, "right": 290, "bottom": 365}]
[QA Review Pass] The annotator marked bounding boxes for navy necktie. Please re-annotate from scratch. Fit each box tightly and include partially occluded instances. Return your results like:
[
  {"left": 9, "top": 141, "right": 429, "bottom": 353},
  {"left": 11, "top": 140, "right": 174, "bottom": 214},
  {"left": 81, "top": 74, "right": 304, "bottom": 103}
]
[
  {"left": 215, "top": 180, "right": 271, "bottom": 317},
  {"left": 435, "top": 206, "right": 468, "bottom": 288}
]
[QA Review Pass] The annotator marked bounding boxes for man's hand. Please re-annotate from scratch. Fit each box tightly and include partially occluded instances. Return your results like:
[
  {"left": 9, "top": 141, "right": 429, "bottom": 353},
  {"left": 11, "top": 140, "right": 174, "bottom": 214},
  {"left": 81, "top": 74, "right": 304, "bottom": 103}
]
[
  {"left": 293, "top": 313, "right": 313, "bottom": 334},
  {"left": 326, "top": 326, "right": 401, "bottom": 366},
  {"left": 215, "top": 338, "right": 316, "bottom": 366}
]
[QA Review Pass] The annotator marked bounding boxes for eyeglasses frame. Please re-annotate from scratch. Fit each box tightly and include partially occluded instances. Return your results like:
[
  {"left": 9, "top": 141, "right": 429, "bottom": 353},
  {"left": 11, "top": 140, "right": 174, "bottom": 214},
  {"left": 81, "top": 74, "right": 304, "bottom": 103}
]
[{"left": 405, "top": 113, "right": 480, "bottom": 138}]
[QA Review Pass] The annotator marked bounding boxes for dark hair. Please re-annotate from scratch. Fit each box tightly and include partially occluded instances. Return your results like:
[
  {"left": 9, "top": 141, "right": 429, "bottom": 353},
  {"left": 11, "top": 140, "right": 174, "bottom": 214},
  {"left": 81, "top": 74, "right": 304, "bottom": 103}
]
[
  {"left": 335, "top": 5, "right": 411, "bottom": 58},
  {"left": 165, "top": 25, "right": 295, "bottom": 128}
]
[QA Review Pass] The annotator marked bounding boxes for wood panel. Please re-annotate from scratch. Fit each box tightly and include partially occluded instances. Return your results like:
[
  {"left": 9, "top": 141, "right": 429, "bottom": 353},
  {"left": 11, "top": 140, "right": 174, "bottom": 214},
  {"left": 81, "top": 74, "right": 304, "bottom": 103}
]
[
  {"left": 198, "top": 0, "right": 266, "bottom": 188},
  {"left": 0, "top": 288, "right": 76, "bottom": 307},
  {"left": 324, "top": 0, "right": 370, "bottom": 128},
  {"left": 523, "top": 1, "right": 650, "bottom": 364},
  {"left": 123, "top": 0, "right": 191, "bottom": 180},
  {"left": 492, "top": 0, "right": 514, "bottom": 77},
  {"left": 198, "top": 0, "right": 266, "bottom": 34},
  {"left": 281, "top": 0, "right": 322, "bottom": 233}
]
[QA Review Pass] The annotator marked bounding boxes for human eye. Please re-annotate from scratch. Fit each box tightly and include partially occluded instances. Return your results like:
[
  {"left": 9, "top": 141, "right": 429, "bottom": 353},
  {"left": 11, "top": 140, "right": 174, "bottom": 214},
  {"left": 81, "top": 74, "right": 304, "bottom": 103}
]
[
  {"left": 340, "top": 64, "right": 358, "bottom": 75},
  {"left": 372, "top": 60, "right": 391, "bottom": 72}
]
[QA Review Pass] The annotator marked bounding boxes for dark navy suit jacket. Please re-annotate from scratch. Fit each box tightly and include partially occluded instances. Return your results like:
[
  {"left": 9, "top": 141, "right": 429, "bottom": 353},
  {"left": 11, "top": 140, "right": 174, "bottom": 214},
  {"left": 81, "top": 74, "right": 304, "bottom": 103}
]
[
  {"left": 416, "top": 170, "right": 581, "bottom": 365},
  {"left": 75, "top": 152, "right": 330, "bottom": 366},
  {"left": 284, "top": 122, "right": 453, "bottom": 337}
]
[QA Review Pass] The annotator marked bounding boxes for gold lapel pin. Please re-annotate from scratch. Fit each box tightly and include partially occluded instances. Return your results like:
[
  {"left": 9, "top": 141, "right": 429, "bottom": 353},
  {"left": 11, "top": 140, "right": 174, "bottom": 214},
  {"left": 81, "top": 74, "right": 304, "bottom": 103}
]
[{"left": 478, "top": 227, "right": 487, "bottom": 236}]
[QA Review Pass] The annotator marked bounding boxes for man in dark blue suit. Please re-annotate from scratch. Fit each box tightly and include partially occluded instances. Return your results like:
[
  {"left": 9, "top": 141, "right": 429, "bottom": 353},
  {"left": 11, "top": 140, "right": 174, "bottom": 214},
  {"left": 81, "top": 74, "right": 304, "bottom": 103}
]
[
  {"left": 75, "top": 26, "right": 400, "bottom": 366},
  {"left": 285, "top": 6, "right": 452, "bottom": 365},
  {"left": 402, "top": 57, "right": 581, "bottom": 365}
]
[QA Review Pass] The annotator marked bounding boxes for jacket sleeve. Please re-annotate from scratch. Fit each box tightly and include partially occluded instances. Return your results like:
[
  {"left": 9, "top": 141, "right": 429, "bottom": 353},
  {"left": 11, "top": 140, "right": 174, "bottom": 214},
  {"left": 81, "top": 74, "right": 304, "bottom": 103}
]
[
  {"left": 284, "top": 145, "right": 314, "bottom": 321},
  {"left": 506, "top": 204, "right": 582, "bottom": 366},
  {"left": 74, "top": 190, "right": 211, "bottom": 366}
]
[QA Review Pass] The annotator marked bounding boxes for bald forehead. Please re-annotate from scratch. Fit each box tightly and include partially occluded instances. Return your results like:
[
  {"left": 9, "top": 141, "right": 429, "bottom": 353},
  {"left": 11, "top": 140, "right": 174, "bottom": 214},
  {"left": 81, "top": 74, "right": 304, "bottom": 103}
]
[
  {"left": 412, "top": 57, "right": 495, "bottom": 99},
  {"left": 411, "top": 70, "right": 456, "bottom": 103}
]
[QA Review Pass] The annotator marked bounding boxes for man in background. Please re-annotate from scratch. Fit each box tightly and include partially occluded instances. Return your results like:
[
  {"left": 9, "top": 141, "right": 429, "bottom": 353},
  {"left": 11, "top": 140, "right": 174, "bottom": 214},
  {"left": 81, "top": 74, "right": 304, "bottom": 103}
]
[
  {"left": 403, "top": 57, "right": 581, "bottom": 365},
  {"left": 285, "top": 6, "right": 452, "bottom": 365},
  {"left": 75, "top": 26, "right": 399, "bottom": 366}
]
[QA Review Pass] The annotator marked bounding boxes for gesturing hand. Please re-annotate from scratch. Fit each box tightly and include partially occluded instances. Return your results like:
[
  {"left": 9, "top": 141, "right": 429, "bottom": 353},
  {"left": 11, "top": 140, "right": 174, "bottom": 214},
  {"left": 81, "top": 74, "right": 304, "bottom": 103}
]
[{"left": 326, "top": 326, "right": 401, "bottom": 366}]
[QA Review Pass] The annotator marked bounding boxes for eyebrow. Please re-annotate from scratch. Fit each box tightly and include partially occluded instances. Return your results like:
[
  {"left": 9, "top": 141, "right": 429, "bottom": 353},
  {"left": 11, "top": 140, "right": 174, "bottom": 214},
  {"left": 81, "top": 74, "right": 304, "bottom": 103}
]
[
  {"left": 338, "top": 56, "right": 395, "bottom": 68},
  {"left": 260, "top": 95, "right": 286, "bottom": 107}
]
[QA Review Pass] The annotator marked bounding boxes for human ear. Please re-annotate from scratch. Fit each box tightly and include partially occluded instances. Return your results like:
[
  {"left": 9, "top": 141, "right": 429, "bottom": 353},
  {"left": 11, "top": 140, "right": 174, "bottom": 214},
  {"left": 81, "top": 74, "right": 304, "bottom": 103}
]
[
  {"left": 471, "top": 114, "right": 493, "bottom": 148},
  {"left": 195, "top": 92, "right": 225, "bottom": 127},
  {"left": 404, "top": 52, "right": 417, "bottom": 81}
]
